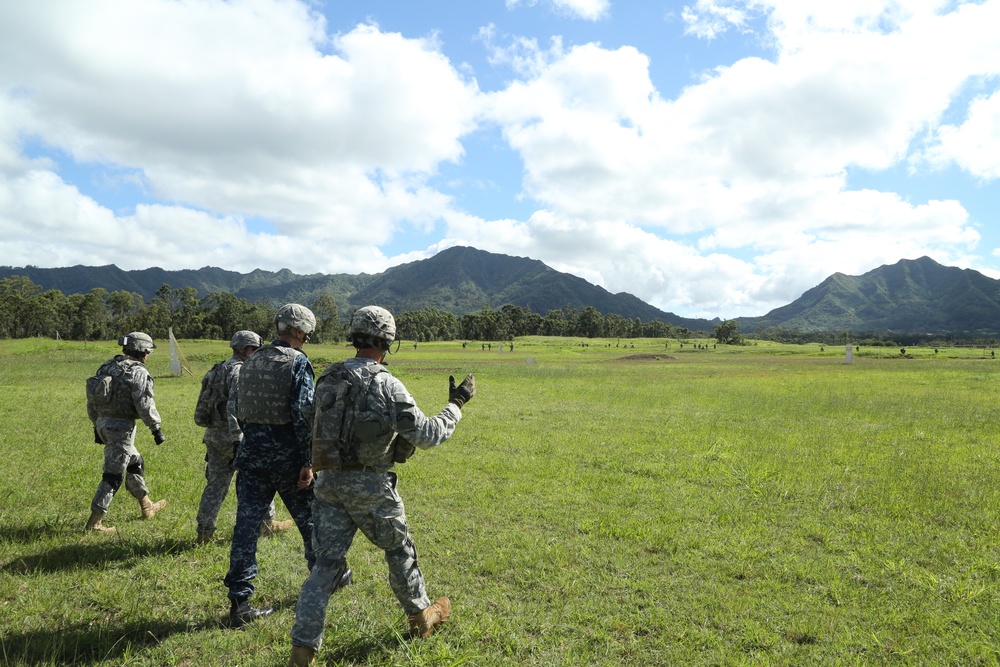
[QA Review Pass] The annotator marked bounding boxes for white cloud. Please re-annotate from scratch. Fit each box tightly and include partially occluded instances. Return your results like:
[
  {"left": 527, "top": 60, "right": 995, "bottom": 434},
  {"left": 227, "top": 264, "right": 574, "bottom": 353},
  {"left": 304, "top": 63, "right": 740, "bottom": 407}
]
[
  {"left": 0, "top": 0, "right": 481, "bottom": 275},
  {"left": 923, "top": 91, "right": 1000, "bottom": 180},
  {"left": 506, "top": 0, "right": 610, "bottom": 21},
  {"left": 477, "top": 0, "right": 995, "bottom": 315}
]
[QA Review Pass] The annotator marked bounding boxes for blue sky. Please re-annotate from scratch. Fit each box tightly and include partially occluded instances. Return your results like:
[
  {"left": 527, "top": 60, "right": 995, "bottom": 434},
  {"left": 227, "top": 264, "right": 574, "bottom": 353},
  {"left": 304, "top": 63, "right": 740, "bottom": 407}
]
[{"left": 1, "top": 0, "right": 998, "bottom": 318}]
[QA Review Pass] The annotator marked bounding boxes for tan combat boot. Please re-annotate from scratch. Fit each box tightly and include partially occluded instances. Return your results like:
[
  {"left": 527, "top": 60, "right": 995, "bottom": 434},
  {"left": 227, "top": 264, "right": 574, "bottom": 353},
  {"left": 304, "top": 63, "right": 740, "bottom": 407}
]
[
  {"left": 288, "top": 645, "right": 316, "bottom": 666},
  {"left": 85, "top": 510, "right": 117, "bottom": 534},
  {"left": 138, "top": 496, "right": 167, "bottom": 520},
  {"left": 407, "top": 597, "right": 451, "bottom": 638},
  {"left": 196, "top": 529, "right": 215, "bottom": 544},
  {"left": 261, "top": 519, "right": 294, "bottom": 536}
]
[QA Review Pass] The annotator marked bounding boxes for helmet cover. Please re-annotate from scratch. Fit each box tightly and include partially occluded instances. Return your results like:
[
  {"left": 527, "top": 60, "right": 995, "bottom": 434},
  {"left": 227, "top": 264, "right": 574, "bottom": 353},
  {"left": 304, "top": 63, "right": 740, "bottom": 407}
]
[
  {"left": 230, "top": 330, "right": 263, "bottom": 349},
  {"left": 120, "top": 331, "right": 156, "bottom": 354},
  {"left": 274, "top": 303, "right": 316, "bottom": 335},
  {"left": 350, "top": 306, "right": 396, "bottom": 343}
]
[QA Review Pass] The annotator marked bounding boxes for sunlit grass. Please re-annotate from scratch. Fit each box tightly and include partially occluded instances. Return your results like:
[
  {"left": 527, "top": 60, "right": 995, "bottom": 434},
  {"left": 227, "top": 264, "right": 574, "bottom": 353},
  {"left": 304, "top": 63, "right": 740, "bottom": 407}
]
[{"left": 1, "top": 337, "right": 999, "bottom": 665}]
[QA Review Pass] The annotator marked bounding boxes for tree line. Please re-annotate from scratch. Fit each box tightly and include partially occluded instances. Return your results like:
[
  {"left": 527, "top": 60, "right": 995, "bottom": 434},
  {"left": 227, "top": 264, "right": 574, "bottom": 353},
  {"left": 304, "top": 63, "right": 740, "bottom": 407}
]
[{"left": 0, "top": 275, "right": 698, "bottom": 344}]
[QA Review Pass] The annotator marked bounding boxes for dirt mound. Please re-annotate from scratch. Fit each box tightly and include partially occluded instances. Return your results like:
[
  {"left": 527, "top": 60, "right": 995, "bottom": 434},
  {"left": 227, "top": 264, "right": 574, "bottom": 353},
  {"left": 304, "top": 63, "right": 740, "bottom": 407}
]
[{"left": 614, "top": 354, "right": 675, "bottom": 362}]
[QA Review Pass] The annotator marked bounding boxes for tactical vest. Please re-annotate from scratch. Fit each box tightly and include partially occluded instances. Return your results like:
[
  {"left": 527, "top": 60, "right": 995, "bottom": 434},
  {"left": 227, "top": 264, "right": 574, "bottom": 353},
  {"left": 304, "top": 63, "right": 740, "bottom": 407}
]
[
  {"left": 237, "top": 344, "right": 301, "bottom": 424},
  {"left": 88, "top": 356, "right": 144, "bottom": 419}
]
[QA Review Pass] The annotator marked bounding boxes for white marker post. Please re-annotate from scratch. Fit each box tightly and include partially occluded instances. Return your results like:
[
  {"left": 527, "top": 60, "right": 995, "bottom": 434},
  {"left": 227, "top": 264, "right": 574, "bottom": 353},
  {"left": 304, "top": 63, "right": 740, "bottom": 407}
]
[{"left": 845, "top": 343, "right": 853, "bottom": 364}]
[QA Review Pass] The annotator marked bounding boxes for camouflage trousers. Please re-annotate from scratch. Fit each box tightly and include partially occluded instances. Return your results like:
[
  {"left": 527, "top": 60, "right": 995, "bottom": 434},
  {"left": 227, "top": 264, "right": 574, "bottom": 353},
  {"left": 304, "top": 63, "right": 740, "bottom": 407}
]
[
  {"left": 224, "top": 466, "right": 315, "bottom": 601},
  {"left": 91, "top": 421, "right": 149, "bottom": 515},
  {"left": 196, "top": 432, "right": 275, "bottom": 533},
  {"left": 291, "top": 470, "right": 431, "bottom": 651}
]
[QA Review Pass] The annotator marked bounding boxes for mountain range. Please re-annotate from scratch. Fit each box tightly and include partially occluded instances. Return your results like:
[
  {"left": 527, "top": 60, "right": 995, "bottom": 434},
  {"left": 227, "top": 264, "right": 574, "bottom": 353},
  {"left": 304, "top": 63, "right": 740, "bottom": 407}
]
[
  {"left": 736, "top": 255, "right": 1000, "bottom": 335},
  {"left": 3, "top": 248, "right": 999, "bottom": 335}
]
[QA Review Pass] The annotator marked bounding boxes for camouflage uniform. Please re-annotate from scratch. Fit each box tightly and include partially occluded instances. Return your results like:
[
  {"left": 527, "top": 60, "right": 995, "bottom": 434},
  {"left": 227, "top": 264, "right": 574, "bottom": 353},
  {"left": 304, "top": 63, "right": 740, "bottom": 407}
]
[
  {"left": 87, "top": 355, "right": 161, "bottom": 514},
  {"left": 291, "top": 357, "right": 462, "bottom": 651},
  {"left": 196, "top": 354, "right": 276, "bottom": 535},
  {"left": 224, "top": 339, "right": 316, "bottom": 603}
]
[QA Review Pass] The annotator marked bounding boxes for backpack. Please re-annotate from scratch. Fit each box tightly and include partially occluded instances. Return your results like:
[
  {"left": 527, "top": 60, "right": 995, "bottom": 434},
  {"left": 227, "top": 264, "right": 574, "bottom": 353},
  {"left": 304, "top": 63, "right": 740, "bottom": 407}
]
[
  {"left": 86, "top": 374, "right": 114, "bottom": 406},
  {"left": 311, "top": 361, "right": 387, "bottom": 470},
  {"left": 194, "top": 361, "right": 230, "bottom": 428},
  {"left": 86, "top": 356, "right": 140, "bottom": 418}
]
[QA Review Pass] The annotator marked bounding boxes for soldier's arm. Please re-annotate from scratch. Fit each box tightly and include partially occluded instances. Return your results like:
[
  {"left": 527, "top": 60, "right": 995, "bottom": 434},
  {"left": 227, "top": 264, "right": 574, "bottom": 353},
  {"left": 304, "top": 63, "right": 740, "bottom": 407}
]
[
  {"left": 389, "top": 376, "right": 461, "bottom": 450},
  {"left": 227, "top": 365, "right": 243, "bottom": 440},
  {"left": 289, "top": 355, "right": 316, "bottom": 459},
  {"left": 131, "top": 367, "right": 162, "bottom": 430}
]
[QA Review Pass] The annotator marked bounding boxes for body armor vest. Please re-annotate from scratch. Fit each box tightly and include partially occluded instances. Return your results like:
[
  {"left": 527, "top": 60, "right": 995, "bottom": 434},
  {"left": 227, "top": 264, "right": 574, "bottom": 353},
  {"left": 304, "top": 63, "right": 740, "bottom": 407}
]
[{"left": 237, "top": 345, "right": 301, "bottom": 424}]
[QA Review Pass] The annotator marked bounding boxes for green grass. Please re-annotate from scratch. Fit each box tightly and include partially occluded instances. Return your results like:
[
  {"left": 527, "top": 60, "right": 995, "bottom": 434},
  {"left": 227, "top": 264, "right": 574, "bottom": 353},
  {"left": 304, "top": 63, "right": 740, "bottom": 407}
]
[{"left": 2, "top": 337, "right": 1000, "bottom": 665}]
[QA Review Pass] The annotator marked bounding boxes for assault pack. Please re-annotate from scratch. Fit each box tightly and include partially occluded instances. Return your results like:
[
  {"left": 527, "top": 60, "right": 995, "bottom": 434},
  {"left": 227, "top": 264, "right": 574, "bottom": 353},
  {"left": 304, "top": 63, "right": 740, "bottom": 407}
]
[
  {"left": 86, "top": 356, "right": 141, "bottom": 419},
  {"left": 311, "top": 361, "right": 387, "bottom": 470},
  {"left": 194, "top": 361, "right": 232, "bottom": 428}
]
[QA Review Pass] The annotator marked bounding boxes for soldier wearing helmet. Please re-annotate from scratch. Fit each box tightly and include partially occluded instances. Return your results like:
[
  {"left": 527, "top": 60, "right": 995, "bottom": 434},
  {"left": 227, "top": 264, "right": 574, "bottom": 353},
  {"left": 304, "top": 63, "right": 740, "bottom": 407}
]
[
  {"left": 289, "top": 306, "right": 476, "bottom": 665},
  {"left": 84, "top": 332, "right": 168, "bottom": 533},
  {"left": 195, "top": 330, "right": 294, "bottom": 544},
  {"left": 223, "top": 305, "right": 338, "bottom": 628}
]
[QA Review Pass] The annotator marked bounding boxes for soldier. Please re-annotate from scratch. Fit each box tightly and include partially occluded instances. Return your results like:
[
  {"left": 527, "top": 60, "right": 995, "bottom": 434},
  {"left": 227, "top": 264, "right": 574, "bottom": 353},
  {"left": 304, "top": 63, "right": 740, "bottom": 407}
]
[
  {"left": 195, "top": 330, "right": 294, "bottom": 543},
  {"left": 288, "top": 306, "right": 475, "bottom": 666},
  {"left": 84, "top": 332, "right": 167, "bottom": 533},
  {"left": 223, "top": 304, "right": 343, "bottom": 628}
]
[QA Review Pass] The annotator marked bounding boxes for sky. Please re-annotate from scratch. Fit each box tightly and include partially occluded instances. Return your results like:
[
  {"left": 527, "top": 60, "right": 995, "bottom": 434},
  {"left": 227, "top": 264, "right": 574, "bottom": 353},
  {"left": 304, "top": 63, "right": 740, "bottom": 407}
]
[{"left": 1, "top": 1, "right": 998, "bottom": 319}]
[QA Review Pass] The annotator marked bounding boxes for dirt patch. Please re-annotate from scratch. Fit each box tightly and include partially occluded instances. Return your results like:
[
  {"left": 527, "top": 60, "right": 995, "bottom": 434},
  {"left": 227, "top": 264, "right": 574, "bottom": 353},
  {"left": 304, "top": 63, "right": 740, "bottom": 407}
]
[{"left": 614, "top": 354, "right": 675, "bottom": 362}]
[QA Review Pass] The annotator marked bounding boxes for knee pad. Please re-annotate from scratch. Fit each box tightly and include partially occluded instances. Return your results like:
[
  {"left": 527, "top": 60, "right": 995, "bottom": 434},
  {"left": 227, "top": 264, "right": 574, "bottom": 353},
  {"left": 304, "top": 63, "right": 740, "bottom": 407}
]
[
  {"left": 102, "top": 472, "right": 124, "bottom": 492},
  {"left": 126, "top": 455, "right": 145, "bottom": 477}
]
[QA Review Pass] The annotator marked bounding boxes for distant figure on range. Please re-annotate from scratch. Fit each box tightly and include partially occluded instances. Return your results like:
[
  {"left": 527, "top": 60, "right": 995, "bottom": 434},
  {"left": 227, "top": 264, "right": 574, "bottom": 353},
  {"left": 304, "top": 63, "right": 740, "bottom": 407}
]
[
  {"left": 194, "top": 330, "right": 293, "bottom": 544},
  {"left": 84, "top": 332, "right": 167, "bottom": 533},
  {"left": 223, "top": 304, "right": 338, "bottom": 628},
  {"left": 289, "top": 305, "right": 476, "bottom": 666}
]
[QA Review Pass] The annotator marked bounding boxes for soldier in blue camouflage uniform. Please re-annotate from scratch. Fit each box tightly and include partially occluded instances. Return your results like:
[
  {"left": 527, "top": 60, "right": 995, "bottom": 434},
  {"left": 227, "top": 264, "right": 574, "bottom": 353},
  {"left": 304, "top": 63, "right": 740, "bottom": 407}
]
[
  {"left": 288, "top": 306, "right": 476, "bottom": 666},
  {"left": 196, "top": 330, "right": 294, "bottom": 543},
  {"left": 85, "top": 332, "right": 168, "bottom": 533},
  {"left": 224, "top": 304, "right": 338, "bottom": 628}
]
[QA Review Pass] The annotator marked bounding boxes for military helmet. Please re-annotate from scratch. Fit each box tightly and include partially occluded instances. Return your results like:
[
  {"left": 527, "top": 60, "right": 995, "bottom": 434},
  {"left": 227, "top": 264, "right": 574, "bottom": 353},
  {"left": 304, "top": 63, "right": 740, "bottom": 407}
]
[
  {"left": 230, "top": 330, "right": 262, "bottom": 350},
  {"left": 275, "top": 303, "right": 316, "bottom": 335},
  {"left": 120, "top": 331, "right": 156, "bottom": 354},
  {"left": 350, "top": 306, "right": 396, "bottom": 344}
]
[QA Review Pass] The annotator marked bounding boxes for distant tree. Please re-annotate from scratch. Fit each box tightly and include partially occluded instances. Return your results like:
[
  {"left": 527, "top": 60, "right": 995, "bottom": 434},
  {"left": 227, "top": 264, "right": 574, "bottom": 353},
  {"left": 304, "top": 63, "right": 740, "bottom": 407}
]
[
  {"left": 577, "top": 306, "right": 605, "bottom": 338},
  {"left": 311, "top": 294, "right": 340, "bottom": 343},
  {"left": 714, "top": 320, "right": 743, "bottom": 345}
]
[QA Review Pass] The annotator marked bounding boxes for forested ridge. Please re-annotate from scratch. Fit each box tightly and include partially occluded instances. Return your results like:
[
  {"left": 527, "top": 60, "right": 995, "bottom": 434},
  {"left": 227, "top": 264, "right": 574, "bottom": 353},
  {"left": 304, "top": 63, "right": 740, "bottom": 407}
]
[{"left": 0, "top": 275, "right": 696, "bottom": 344}]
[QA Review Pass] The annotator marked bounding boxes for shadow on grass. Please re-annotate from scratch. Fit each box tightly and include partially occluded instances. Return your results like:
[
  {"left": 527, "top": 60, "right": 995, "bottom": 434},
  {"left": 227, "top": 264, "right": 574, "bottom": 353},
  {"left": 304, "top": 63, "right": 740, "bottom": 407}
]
[
  {"left": 0, "top": 533, "right": 196, "bottom": 574},
  {"left": 0, "top": 616, "right": 218, "bottom": 666},
  {"left": 318, "top": 630, "right": 407, "bottom": 665}
]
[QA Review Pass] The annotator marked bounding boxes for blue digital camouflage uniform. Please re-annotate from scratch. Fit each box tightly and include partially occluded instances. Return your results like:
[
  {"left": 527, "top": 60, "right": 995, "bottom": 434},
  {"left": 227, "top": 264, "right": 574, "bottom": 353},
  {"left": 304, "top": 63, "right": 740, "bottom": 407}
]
[
  {"left": 196, "top": 354, "right": 276, "bottom": 535},
  {"left": 224, "top": 340, "right": 316, "bottom": 602},
  {"left": 291, "top": 356, "right": 462, "bottom": 651},
  {"left": 87, "top": 355, "right": 162, "bottom": 515}
]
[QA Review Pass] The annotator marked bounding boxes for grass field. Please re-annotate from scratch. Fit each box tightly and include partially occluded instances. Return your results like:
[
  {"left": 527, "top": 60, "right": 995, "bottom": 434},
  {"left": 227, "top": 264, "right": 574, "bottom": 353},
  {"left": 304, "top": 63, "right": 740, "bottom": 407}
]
[{"left": 1, "top": 336, "right": 999, "bottom": 666}]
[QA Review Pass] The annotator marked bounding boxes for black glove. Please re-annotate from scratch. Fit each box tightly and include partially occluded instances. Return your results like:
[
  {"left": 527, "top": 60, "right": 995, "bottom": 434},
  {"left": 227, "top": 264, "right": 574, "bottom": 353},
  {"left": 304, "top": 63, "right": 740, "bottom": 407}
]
[
  {"left": 152, "top": 427, "right": 167, "bottom": 445},
  {"left": 448, "top": 373, "right": 476, "bottom": 408},
  {"left": 93, "top": 427, "right": 104, "bottom": 445}
]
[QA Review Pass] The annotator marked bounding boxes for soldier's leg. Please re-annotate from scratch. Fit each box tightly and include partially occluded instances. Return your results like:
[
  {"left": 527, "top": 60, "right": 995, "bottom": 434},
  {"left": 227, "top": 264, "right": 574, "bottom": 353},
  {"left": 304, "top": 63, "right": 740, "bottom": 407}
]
[
  {"left": 197, "top": 439, "right": 237, "bottom": 534},
  {"left": 351, "top": 472, "right": 431, "bottom": 615},
  {"left": 275, "top": 471, "right": 316, "bottom": 569},
  {"left": 290, "top": 491, "right": 358, "bottom": 652},
  {"left": 224, "top": 468, "right": 275, "bottom": 601},
  {"left": 90, "top": 425, "right": 134, "bottom": 515},
  {"left": 123, "top": 452, "right": 149, "bottom": 500}
]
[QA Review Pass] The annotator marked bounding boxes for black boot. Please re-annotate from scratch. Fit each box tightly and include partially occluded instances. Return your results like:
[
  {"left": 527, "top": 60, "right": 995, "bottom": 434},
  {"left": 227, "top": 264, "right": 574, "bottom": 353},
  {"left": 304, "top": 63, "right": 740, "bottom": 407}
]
[
  {"left": 337, "top": 567, "right": 354, "bottom": 591},
  {"left": 229, "top": 598, "right": 274, "bottom": 628}
]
